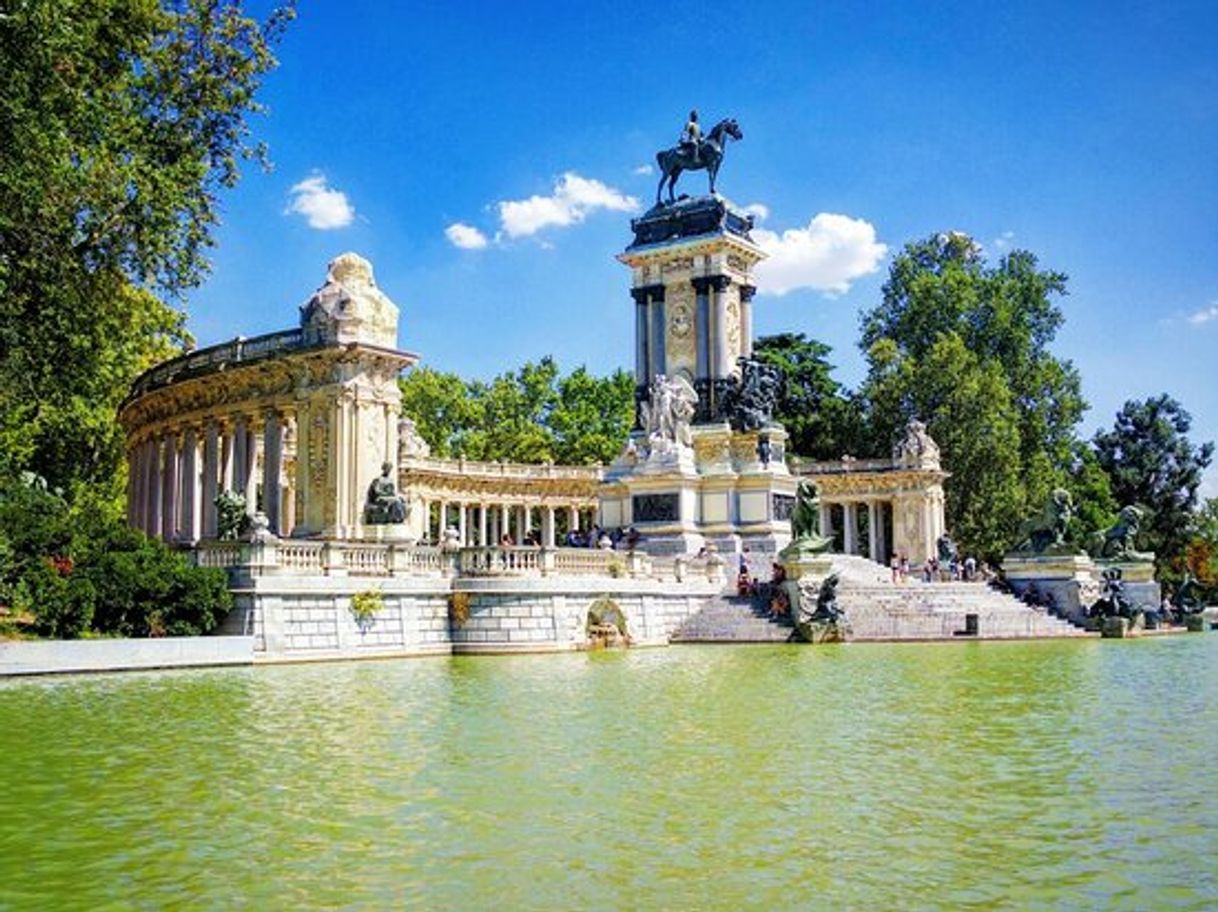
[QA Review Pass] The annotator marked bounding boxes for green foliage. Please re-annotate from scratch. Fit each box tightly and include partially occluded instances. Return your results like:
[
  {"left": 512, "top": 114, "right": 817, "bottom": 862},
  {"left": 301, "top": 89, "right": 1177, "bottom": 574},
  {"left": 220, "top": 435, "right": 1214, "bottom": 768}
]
[
  {"left": 399, "top": 358, "right": 634, "bottom": 465},
  {"left": 0, "top": 475, "right": 231, "bottom": 639},
  {"left": 1092, "top": 395, "right": 1215, "bottom": 570},
  {"left": 0, "top": 0, "right": 292, "bottom": 494},
  {"left": 753, "top": 333, "right": 866, "bottom": 460},
  {"left": 856, "top": 232, "right": 1087, "bottom": 558},
  {"left": 350, "top": 590, "right": 384, "bottom": 630},
  {"left": 15, "top": 560, "right": 97, "bottom": 639},
  {"left": 1061, "top": 442, "right": 1118, "bottom": 550}
]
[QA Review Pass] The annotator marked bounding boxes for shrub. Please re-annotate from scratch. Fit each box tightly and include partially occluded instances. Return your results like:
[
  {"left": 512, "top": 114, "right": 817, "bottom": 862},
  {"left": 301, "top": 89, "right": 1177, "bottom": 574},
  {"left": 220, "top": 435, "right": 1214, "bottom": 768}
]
[
  {"left": 16, "top": 560, "right": 95, "bottom": 639},
  {"left": 0, "top": 474, "right": 232, "bottom": 638}
]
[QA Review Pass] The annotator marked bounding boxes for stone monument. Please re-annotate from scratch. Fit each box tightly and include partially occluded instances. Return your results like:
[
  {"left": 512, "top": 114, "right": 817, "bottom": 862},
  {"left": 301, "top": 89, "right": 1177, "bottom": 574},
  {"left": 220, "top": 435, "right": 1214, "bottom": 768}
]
[{"left": 600, "top": 113, "right": 797, "bottom": 562}]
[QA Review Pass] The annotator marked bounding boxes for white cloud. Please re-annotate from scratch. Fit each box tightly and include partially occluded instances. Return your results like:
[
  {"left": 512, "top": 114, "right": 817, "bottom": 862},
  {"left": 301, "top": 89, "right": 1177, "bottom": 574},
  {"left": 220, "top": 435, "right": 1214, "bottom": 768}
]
[
  {"left": 993, "top": 230, "right": 1015, "bottom": 250},
  {"left": 753, "top": 213, "right": 888, "bottom": 296},
  {"left": 744, "top": 202, "right": 770, "bottom": 222},
  {"left": 1186, "top": 303, "right": 1218, "bottom": 325},
  {"left": 285, "top": 174, "right": 355, "bottom": 230},
  {"left": 445, "top": 222, "right": 489, "bottom": 250},
  {"left": 498, "top": 172, "right": 639, "bottom": 239},
  {"left": 632, "top": 164, "right": 654, "bottom": 176}
]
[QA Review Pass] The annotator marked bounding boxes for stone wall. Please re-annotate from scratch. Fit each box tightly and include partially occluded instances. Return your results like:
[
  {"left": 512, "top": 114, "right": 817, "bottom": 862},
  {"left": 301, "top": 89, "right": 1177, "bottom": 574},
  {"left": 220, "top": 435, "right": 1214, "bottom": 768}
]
[{"left": 0, "top": 636, "right": 254, "bottom": 677}]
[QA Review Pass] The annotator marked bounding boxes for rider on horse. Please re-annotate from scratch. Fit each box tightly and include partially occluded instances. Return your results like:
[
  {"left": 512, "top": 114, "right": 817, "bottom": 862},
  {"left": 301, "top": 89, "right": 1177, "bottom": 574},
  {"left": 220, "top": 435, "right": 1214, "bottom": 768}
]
[{"left": 679, "top": 109, "right": 701, "bottom": 166}]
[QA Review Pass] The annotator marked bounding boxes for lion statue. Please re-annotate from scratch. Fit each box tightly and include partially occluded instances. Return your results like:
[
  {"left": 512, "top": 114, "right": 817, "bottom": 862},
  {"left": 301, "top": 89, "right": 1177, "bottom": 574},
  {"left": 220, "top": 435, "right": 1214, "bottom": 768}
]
[
  {"left": 784, "top": 479, "right": 833, "bottom": 557},
  {"left": 1088, "top": 505, "right": 1153, "bottom": 562},
  {"left": 1012, "top": 488, "right": 1074, "bottom": 554}
]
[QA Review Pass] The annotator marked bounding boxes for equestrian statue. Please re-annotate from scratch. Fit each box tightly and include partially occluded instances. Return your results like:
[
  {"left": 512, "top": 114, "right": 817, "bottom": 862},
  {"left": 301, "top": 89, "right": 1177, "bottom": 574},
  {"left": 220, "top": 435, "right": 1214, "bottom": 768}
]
[{"left": 655, "top": 110, "right": 744, "bottom": 205}]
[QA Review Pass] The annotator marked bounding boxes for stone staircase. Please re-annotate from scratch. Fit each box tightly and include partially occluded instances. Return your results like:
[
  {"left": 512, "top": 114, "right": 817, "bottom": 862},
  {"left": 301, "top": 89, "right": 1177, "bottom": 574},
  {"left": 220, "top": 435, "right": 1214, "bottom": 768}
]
[
  {"left": 670, "top": 554, "right": 1088, "bottom": 643},
  {"left": 830, "top": 554, "right": 1087, "bottom": 640},
  {"left": 671, "top": 594, "right": 794, "bottom": 643}
]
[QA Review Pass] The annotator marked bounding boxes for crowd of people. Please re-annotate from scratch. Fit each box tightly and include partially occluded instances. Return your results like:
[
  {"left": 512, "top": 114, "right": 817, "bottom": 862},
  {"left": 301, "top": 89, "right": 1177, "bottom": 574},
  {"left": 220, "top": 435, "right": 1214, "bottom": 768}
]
[{"left": 889, "top": 552, "right": 993, "bottom": 584}]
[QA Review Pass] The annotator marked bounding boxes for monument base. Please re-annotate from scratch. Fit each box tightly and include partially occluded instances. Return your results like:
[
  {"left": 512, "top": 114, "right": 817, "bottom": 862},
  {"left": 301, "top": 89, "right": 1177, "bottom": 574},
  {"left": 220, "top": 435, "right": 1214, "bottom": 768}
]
[{"left": 1003, "top": 552, "right": 1096, "bottom": 624}]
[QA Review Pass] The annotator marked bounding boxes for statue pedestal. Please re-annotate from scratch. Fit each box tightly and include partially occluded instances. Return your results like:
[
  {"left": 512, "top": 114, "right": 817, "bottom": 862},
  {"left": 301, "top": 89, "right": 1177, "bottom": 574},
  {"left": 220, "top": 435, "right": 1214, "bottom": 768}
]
[
  {"left": 361, "top": 524, "right": 414, "bottom": 544},
  {"left": 1101, "top": 616, "right": 1141, "bottom": 639},
  {"left": 1094, "top": 559, "right": 1160, "bottom": 613},
  {"left": 1003, "top": 552, "right": 1095, "bottom": 624}
]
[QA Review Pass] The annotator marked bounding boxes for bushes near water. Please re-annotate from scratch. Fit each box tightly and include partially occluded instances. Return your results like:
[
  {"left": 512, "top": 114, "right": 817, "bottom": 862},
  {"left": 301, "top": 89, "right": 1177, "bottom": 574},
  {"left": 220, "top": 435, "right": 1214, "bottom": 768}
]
[{"left": 0, "top": 477, "right": 231, "bottom": 639}]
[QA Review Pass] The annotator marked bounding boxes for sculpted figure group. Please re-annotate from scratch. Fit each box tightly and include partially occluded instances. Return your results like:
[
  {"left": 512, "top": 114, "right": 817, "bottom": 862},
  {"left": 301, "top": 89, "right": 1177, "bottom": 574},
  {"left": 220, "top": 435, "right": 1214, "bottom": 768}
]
[{"left": 639, "top": 373, "right": 697, "bottom": 453}]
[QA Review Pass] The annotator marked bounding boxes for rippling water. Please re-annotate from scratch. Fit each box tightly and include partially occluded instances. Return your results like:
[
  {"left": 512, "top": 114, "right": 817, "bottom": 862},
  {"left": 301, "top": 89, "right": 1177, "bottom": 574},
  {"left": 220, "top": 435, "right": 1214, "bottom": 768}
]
[{"left": 3, "top": 637, "right": 1218, "bottom": 909}]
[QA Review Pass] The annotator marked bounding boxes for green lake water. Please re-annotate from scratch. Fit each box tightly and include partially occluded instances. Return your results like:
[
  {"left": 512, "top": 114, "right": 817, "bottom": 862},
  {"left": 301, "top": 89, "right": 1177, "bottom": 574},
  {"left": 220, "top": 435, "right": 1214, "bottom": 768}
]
[{"left": 3, "top": 637, "right": 1217, "bottom": 910}]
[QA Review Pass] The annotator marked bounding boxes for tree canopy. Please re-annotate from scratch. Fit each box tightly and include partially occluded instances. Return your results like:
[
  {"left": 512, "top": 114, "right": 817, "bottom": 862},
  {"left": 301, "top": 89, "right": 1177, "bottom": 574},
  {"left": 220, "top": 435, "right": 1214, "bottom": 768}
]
[
  {"left": 855, "top": 232, "right": 1086, "bottom": 558},
  {"left": 399, "top": 359, "right": 634, "bottom": 466},
  {"left": 1092, "top": 395, "right": 1215, "bottom": 570},
  {"left": 0, "top": 0, "right": 292, "bottom": 501},
  {"left": 753, "top": 333, "right": 865, "bottom": 461}
]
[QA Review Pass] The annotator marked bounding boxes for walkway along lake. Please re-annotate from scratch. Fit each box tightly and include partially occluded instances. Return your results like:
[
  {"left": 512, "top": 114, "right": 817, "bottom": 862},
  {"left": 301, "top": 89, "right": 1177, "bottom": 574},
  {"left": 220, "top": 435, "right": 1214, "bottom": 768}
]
[{"left": 2, "top": 636, "right": 1217, "bottom": 909}]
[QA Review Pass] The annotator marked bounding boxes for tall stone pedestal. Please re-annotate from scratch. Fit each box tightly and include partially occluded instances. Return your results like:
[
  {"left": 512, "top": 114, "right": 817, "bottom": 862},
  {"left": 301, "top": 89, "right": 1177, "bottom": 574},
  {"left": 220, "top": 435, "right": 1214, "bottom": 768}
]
[
  {"left": 1003, "top": 553, "right": 1097, "bottom": 624},
  {"left": 600, "top": 195, "right": 796, "bottom": 565}
]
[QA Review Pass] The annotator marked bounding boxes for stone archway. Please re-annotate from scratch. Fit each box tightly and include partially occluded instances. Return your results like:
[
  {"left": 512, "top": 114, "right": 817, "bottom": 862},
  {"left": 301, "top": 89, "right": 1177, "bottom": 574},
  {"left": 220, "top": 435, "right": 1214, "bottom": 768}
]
[{"left": 585, "top": 597, "right": 630, "bottom": 649}]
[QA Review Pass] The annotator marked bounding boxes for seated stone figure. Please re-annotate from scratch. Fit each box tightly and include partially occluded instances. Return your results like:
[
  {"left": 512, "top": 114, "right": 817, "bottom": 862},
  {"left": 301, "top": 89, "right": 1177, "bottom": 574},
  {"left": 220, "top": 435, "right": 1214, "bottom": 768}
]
[{"left": 364, "top": 461, "right": 408, "bottom": 525}]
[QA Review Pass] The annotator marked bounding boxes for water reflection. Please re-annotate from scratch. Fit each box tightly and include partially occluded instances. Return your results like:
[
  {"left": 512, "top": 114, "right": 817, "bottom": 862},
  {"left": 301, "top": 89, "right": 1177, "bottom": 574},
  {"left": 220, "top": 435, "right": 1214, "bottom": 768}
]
[{"left": 2, "top": 638, "right": 1217, "bottom": 909}]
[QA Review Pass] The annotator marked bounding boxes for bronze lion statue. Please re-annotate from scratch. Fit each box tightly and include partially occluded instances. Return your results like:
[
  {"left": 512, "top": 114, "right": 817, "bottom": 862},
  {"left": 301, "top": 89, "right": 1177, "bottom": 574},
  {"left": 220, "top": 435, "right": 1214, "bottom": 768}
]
[
  {"left": 1088, "top": 505, "right": 1153, "bottom": 561},
  {"left": 1012, "top": 488, "right": 1074, "bottom": 554}
]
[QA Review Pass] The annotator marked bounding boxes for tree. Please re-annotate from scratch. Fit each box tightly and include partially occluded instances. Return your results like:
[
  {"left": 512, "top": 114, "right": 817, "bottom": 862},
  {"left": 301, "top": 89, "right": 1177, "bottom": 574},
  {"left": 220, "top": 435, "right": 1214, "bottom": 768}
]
[
  {"left": 550, "top": 366, "right": 634, "bottom": 465},
  {"left": 856, "top": 232, "right": 1087, "bottom": 557},
  {"left": 753, "top": 333, "right": 866, "bottom": 460},
  {"left": 398, "top": 358, "right": 634, "bottom": 466},
  {"left": 0, "top": 0, "right": 292, "bottom": 497},
  {"left": 1092, "top": 395, "right": 1215, "bottom": 568}
]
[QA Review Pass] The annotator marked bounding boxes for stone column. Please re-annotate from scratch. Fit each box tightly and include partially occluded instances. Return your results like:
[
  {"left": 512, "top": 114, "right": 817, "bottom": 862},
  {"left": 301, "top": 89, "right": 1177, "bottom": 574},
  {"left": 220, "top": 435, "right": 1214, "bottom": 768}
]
[
  {"left": 478, "top": 503, "right": 488, "bottom": 546},
  {"left": 843, "top": 502, "right": 857, "bottom": 556},
  {"left": 438, "top": 499, "right": 448, "bottom": 537},
  {"left": 243, "top": 418, "right": 259, "bottom": 518},
  {"left": 458, "top": 502, "right": 467, "bottom": 545},
  {"left": 262, "top": 410, "right": 284, "bottom": 535},
  {"left": 161, "top": 432, "right": 180, "bottom": 541},
  {"left": 147, "top": 435, "right": 161, "bottom": 533},
  {"left": 739, "top": 284, "right": 757, "bottom": 358},
  {"left": 692, "top": 276, "right": 711, "bottom": 381},
  {"left": 878, "top": 501, "right": 889, "bottom": 565},
  {"left": 923, "top": 497, "right": 934, "bottom": 563},
  {"left": 220, "top": 420, "right": 235, "bottom": 494},
  {"left": 543, "top": 506, "right": 556, "bottom": 548},
  {"left": 201, "top": 422, "right": 220, "bottom": 538},
  {"left": 178, "top": 426, "right": 199, "bottom": 542},
  {"left": 867, "top": 501, "right": 880, "bottom": 563},
  {"left": 819, "top": 502, "right": 833, "bottom": 539},
  {"left": 232, "top": 417, "right": 248, "bottom": 499},
  {"left": 569, "top": 506, "right": 579, "bottom": 532},
  {"left": 711, "top": 276, "right": 733, "bottom": 377},
  {"left": 648, "top": 285, "right": 666, "bottom": 380},
  {"left": 631, "top": 287, "right": 650, "bottom": 386},
  {"left": 523, "top": 506, "right": 533, "bottom": 539}
]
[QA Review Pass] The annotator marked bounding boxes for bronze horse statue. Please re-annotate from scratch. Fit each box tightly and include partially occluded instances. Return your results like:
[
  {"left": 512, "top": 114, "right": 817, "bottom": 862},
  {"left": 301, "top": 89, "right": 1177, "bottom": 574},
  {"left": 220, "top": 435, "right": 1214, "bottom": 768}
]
[{"left": 655, "top": 118, "right": 743, "bottom": 205}]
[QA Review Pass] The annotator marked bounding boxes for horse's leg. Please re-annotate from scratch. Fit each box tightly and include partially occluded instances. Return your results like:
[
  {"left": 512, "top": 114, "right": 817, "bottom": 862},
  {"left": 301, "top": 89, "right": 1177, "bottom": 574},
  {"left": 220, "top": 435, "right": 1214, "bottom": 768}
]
[
  {"left": 656, "top": 171, "right": 666, "bottom": 206},
  {"left": 667, "top": 169, "right": 679, "bottom": 203},
  {"left": 708, "top": 161, "right": 718, "bottom": 195}
]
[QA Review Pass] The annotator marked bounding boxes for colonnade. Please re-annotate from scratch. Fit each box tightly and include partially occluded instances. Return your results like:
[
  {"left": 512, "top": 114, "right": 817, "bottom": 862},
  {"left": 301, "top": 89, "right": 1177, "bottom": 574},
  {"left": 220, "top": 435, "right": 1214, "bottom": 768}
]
[
  {"left": 419, "top": 499, "right": 599, "bottom": 547},
  {"left": 630, "top": 277, "right": 756, "bottom": 387},
  {"left": 818, "top": 499, "right": 894, "bottom": 565},
  {"left": 127, "top": 409, "right": 295, "bottom": 542}
]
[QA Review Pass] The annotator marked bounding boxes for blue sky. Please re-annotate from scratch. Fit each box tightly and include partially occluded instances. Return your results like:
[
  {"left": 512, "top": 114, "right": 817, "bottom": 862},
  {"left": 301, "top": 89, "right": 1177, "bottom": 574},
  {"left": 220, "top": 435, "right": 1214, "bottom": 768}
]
[{"left": 189, "top": 0, "right": 1218, "bottom": 493}]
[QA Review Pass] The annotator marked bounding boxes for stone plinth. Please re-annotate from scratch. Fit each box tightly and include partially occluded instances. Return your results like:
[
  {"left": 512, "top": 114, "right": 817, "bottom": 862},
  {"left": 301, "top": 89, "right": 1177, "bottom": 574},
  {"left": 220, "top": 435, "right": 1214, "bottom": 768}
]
[
  {"left": 1003, "top": 552, "right": 1096, "bottom": 624},
  {"left": 1094, "top": 559, "right": 1161, "bottom": 612}
]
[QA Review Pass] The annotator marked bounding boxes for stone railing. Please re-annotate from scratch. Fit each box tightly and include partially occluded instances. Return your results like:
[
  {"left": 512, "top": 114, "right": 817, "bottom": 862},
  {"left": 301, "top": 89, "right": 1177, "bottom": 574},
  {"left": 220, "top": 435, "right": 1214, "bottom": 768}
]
[
  {"left": 401, "top": 455, "right": 603, "bottom": 483},
  {"left": 795, "top": 457, "right": 897, "bottom": 475},
  {"left": 193, "top": 539, "right": 451, "bottom": 579},
  {"left": 192, "top": 541, "right": 723, "bottom": 585},
  {"left": 124, "top": 327, "right": 318, "bottom": 402}
]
